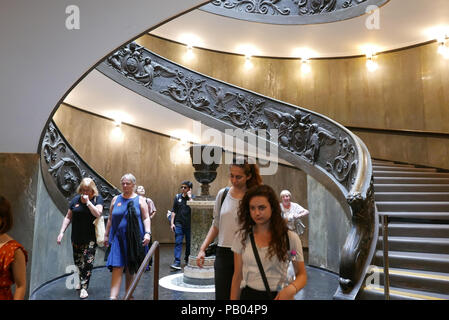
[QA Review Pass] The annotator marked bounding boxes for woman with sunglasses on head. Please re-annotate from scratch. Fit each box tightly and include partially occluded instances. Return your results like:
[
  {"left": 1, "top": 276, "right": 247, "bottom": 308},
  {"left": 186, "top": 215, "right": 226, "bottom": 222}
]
[
  {"left": 230, "top": 185, "right": 307, "bottom": 300},
  {"left": 57, "top": 178, "right": 104, "bottom": 299},
  {"left": 196, "top": 157, "right": 262, "bottom": 300}
]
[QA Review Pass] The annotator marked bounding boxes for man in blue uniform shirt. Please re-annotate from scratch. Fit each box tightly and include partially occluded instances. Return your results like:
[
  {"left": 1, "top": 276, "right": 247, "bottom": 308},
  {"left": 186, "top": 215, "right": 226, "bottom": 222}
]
[{"left": 170, "top": 180, "right": 193, "bottom": 270}]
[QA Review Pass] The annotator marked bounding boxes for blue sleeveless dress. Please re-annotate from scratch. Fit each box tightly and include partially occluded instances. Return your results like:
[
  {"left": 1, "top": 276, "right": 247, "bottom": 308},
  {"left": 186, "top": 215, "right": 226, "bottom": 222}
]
[{"left": 106, "top": 195, "right": 148, "bottom": 271}]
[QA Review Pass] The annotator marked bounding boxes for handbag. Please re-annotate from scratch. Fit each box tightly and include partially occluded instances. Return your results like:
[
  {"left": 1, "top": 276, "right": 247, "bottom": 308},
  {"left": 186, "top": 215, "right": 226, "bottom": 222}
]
[{"left": 93, "top": 215, "right": 105, "bottom": 247}]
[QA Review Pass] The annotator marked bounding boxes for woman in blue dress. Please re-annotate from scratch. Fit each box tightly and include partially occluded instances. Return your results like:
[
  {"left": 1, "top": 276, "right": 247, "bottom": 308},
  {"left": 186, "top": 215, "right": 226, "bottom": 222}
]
[{"left": 104, "top": 173, "right": 151, "bottom": 300}]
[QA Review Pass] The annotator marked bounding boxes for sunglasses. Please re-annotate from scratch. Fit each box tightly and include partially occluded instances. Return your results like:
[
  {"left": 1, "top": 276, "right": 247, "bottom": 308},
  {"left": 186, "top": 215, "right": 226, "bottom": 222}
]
[{"left": 180, "top": 186, "right": 189, "bottom": 189}]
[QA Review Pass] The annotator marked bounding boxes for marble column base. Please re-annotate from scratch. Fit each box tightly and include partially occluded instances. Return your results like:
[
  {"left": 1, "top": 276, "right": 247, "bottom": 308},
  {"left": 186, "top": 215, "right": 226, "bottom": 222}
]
[
  {"left": 183, "top": 199, "right": 216, "bottom": 285},
  {"left": 183, "top": 256, "right": 215, "bottom": 285}
]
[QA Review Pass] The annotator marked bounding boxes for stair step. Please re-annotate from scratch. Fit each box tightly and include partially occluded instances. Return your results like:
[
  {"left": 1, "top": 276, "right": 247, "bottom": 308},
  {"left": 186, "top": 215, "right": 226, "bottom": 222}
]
[
  {"left": 367, "top": 267, "right": 449, "bottom": 295},
  {"left": 372, "top": 160, "right": 397, "bottom": 165},
  {"left": 374, "top": 184, "right": 449, "bottom": 192},
  {"left": 378, "top": 211, "right": 449, "bottom": 220},
  {"left": 374, "top": 177, "right": 449, "bottom": 184},
  {"left": 360, "top": 284, "right": 449, "bottom": 300},
  {"left": 377, "top": 236, "right": 449, "bottom": 254},
  {"left": 374, "top": 250, "right": 449, "bottom": 273},
  {"left": 376, "top": 201, "right": 449, "bottom": 212},
  {"left": 373, "top": 165, "right": 437, "bottom": 172},
  {"left": 373, "top": 171, "right": 449, "bottom": 178},
  {"left": 383, "top": 222, "right": 449, "bottom": 238},
  {"left": 372, "top": 161, "right": 414, "bottom": 168},
  {"left": 375, "top": 192, "right": 449, "bottom": 202}
]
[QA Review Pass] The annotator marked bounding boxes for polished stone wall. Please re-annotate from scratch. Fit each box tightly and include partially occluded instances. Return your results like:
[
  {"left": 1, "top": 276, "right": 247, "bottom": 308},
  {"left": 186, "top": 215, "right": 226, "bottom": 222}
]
[
  {"left": 53, "top": 104, "right": 309, "bottom": 245},
  {"left": 307, "top": 176, "right": 350, "bottom": 274},
  {"left": 138, "top": 35, "right": 449, "bottom": 169},
  {"left": 0, "top": 153, "right": 39, "bottom": 299}
]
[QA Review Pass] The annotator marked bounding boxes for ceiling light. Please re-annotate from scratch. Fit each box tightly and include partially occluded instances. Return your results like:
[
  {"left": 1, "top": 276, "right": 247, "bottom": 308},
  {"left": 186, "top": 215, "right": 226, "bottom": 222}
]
[
  {"left": 184, "top": 44, "right": 195, "bottom": 61},
  {"left": 361, "top": 45, "right": 380, "bottom": 72},
  {"left": 366, "top": 56, "right": 379, "bottom": 72},
  {"left": 437, "top": 36, "right": 449, "bottom": 59},
  {"left": 244, "top": 55, "right": 253, "bottom": 70},
  {"left": 301, "top": 59, "right": 311, "bottom": 74}
]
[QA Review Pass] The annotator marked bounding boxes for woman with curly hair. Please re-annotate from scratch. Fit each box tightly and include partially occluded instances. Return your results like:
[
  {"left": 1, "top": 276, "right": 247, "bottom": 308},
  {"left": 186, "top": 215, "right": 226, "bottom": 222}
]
[
  {"left": 230, "top": 185, "right": 307, "bottom": 300},
  {"left": 197, "top": 157, "right": 263, "bottom": 300}
]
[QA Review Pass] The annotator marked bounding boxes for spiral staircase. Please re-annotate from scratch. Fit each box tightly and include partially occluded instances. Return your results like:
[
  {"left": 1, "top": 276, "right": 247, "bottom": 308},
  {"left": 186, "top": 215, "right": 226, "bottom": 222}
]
[
  {"left": 358, "top": 159, "right": 449, "bottom": 300},
  {"left": 37, "top": 39, "right": 449, "bottom": 300}
]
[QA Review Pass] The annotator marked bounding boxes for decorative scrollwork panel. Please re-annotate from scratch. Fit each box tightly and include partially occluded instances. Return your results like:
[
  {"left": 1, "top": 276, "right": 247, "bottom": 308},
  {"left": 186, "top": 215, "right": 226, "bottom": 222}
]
[
  {"left": 201, "top": 0, "right": 388, "bottom": 24},
  {"left": 41, "top": 122, "right": 120, "bottom": 216}
]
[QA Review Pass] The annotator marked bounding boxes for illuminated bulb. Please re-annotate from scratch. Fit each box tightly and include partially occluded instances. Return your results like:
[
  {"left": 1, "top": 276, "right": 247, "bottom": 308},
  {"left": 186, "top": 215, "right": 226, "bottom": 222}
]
[
  {"left": 113, "top": 117, "right": 121, "bottom": 127},
  {"left": 438, "top": 42, "right": 449, "bottom": 59},
  {"left": 184, "top": 44, "right": 194, "bottom": 61},
  {"left": 366, "top": 57, "right": 378, "bottom": 72},
  {"left": 301, "top": 59, "right": 311, "bottom": 74},
  {"left": 244, "top": 55, "right": 253, "bottom": 69}
]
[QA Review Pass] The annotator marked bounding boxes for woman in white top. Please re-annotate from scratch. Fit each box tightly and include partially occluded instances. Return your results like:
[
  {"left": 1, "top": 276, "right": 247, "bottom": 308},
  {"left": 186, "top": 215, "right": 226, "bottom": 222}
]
[
  {"left": 280, "top": 190, "right": 309, "bottom": 235},
  {"left": 231, "top": 185, "right": 307, "bottom": 300},
  {"left": 196, "top": 157, "right": 262, "bottom": 300}
]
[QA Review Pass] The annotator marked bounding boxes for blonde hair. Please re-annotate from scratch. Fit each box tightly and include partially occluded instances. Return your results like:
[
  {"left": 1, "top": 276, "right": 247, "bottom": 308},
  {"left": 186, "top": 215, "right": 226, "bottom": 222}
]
[
  {"left": 76, "top": 178, "right": 99, "bottom": 197},
  {"left": 280, "top": 190, "right": 291, "bottom": 198}
]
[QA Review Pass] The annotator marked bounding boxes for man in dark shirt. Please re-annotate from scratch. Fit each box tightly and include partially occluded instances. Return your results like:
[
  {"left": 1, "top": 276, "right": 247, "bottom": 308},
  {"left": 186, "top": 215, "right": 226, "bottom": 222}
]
[{"left": 170, "top": 180, "right": 193, "bottom": 270}]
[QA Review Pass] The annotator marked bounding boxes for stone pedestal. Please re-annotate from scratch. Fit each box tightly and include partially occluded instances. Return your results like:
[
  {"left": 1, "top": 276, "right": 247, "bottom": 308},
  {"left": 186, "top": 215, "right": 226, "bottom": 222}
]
[{"left": 183, "top": 198, "right": 216, "bottom": 285}]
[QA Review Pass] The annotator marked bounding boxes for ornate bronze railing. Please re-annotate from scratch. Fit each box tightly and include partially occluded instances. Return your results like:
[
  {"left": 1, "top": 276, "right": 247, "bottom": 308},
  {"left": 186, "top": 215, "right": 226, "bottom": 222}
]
[
  {"left": 40, "top": 121, "right": 120, "bottom": 217},
  {"left": 96, "top": 42, "right": 377, "bottom": 299},
  {"left": 199, "top": 0, "right": 389, "bottom": 25}
]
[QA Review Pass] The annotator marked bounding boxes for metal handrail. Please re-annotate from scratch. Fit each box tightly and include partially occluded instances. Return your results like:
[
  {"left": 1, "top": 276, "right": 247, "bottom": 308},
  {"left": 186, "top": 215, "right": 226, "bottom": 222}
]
[
  {"left": 123, "top": 241, "right": 160, "bottom": 300},
  {"left": 380, "top": 214, "right": 390, "bottom": 300}
]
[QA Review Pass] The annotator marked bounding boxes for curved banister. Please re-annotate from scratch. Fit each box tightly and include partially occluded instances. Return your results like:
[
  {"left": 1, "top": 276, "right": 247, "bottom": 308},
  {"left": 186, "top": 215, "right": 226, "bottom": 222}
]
[
  {"left": 199, "top": 0, "right": 389, "bottom": 25},
  {"left": 40, "top": 121, "right": 120, "bottom": 217},
  {"left": 95, "top": 41, "right": 376, "bottom": 298}
]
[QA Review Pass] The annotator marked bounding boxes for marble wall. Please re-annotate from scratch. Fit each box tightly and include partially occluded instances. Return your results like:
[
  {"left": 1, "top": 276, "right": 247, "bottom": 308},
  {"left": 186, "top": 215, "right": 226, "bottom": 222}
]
[
  {"left": 307, "top": 176, "right": 350, "bottom": 274},
  {"left": 138, "top": 35, "right": 449, "bottom": 169},
  {"left": 0, "top": 153, "right": 39, "bottom": 298}
]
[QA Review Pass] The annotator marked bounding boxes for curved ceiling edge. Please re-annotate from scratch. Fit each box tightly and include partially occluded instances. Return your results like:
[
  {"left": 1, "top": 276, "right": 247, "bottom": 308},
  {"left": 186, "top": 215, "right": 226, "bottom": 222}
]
[{"left": 199, "top": 0, "right": 389, "bottom": 25}]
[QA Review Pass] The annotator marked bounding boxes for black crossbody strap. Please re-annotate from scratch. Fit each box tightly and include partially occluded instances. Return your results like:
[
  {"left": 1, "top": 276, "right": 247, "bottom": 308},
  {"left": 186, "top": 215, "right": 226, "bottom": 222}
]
[{"left": 249, "top": 232, "right": 272, "bottom": 298}]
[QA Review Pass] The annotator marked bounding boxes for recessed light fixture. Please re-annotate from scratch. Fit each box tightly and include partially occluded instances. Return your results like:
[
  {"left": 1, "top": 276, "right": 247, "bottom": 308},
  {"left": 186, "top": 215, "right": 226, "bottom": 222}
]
[
  {"left": 437, "top": 36, "right": 449, "bottom": 59},
  {"left": 361, "top": 45, "right": 380, "bottom": 72},
  {"left": 424, "top": 26, "right": 449, "bottom": 59},
  {"left": 293, "top": 48, "right": 316, "bottom": 75}
]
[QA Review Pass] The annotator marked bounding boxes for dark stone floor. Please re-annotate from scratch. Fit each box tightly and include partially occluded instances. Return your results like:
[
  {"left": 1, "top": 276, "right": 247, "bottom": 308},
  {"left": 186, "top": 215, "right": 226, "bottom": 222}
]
[{"left": 30, "top": 244, "right": 339, "bottom": 300}]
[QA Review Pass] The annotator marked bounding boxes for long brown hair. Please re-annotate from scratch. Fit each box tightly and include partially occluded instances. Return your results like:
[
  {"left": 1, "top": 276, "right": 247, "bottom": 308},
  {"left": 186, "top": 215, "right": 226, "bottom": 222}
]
[
  {"left": 0, "top": 195, "right": 13, "bottom": 234},
  {"left": 231, "top": 157, "right": 262, "bottom": 189},
  {"left": 238, "top": 185, "right": 289, "bottom": 262}
]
